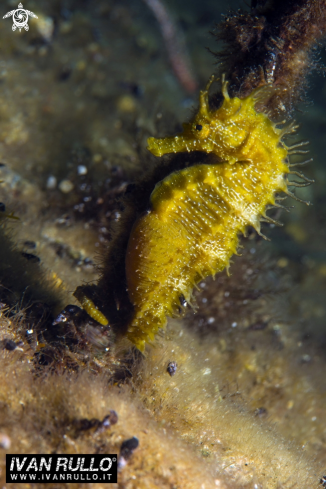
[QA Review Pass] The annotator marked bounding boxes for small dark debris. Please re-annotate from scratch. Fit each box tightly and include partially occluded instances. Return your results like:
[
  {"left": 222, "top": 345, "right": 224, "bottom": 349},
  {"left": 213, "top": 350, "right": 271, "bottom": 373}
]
[
  {"left": 21, "top": 252, "right": 40, "bottom": 263},
  {"left": 124, "top": 183, "right": 136, "bottom": 195},
  {"left": 53, "top": 243, "right": 68, "bottom": 259},
  {"left": 95, "top": 410, "right": 118, "bottom": 435},
  {"left": 254, "top": 407, "right": 268, "bottom": 417},
  {"left": 302, "top": 332, "right": 312, "bottom": 341},
  {"left": 84, "top": 257, "right": 93, "bottom": 265},
  {"left": 167, "top": 361, "right": 177, "bottom": 377},
  {"left": 23, "top": 240, "right": 36, "bottom": 249},
  {"left": 248, "top": 320, "right": 269, "bottom": 331},
  {"left": 243, "top": 289, "right": 262, "bottom": 301},
  {"left": 0, "top": 202, "right": 5, "bottom": 212},
  {"left": 76, "top": 418, "right": 100, "bottom": 431},
  {"left": 121, "top": 436, "right": 139, "bottom": 456},
  {"left": 111, "top": 166, "right": 123, "bottom": 177},
  {"left": 75, "top": 411, "right": 118, "bottom": 435},
  {"left": 119, "top": 81, "right": 143, "bottom": 98},
  {"left": 58, "top": 68, "right": 71, "bottom": 82},
  {"left": 56, "top": 214, "right": 72, "bottom": 226},
  {"left": 320, "top": 475, "right": 326, "bottom": 487},
  {"left": 1, "top": 339, "right": 17, "bottom": 351},
  {"left": 52, "top": 305, "right": 82, "bottom": 325},
  {"left": 0, "top": 162, "right": 6, "bottom": 167},
  {"left": 119, "top": 436, "right": 139, "bottom": 469}
]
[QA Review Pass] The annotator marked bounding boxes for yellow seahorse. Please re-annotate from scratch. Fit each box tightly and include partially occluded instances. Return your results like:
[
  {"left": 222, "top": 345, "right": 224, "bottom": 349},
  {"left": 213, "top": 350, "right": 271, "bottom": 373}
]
[
  {"left": 125, "top": 78, "right": 311, "bottom": 350},
  {"left": 75, "top": 78, "right": 312, "bottom": 352}
]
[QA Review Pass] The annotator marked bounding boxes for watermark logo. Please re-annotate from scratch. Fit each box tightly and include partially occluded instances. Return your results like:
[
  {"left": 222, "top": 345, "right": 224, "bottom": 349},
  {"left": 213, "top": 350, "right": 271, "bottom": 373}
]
[
  {"left": 3, "top": 3, "right": 37, "bottom": 32},
  {"left": 7, "top": 454, "right": 118, "bottom": 483}
]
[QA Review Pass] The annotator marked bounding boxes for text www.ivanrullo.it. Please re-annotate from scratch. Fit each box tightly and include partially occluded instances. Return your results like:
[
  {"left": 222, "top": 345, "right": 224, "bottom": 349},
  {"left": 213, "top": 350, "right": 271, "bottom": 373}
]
[{"left": 6, "top": 454, "right": 118, "bottom": 483}]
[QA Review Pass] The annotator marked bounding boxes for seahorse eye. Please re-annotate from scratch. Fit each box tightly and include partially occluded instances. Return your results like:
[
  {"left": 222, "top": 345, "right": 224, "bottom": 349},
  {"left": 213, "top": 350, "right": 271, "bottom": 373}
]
[{"left": 193, "top": 122, "right": 210, "bottom": 139}]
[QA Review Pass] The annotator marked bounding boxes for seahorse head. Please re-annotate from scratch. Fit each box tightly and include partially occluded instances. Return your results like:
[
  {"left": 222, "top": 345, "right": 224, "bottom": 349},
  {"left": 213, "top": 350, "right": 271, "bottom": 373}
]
[{"left": 147, "top": 78, "right": 275, "bottom": 165}]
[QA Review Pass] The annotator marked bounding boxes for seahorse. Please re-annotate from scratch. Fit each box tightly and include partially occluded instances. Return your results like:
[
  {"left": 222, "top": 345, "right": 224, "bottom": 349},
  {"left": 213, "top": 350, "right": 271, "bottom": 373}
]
[
  {"left": 123, "top": 78, "right": 311, "bottom": 351},
  {"left": 74, "top": 76, "right": 311, "bottom": 351}
]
